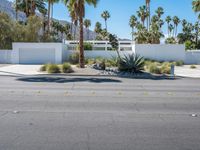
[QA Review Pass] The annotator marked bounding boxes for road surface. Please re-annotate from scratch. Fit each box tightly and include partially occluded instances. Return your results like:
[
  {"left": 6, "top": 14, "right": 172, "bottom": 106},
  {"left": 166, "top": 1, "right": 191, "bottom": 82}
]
[{"left": 0, "top": 75, "right": 200, "bottom": 150}]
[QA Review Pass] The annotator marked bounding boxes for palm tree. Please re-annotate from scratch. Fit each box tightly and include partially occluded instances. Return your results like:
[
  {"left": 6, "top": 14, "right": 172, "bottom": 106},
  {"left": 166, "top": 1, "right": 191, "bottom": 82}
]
[
  {"left": 15, "top": 0, "right": 18, "bottom": 20},
  {"left": 182, "top": 19, "right": 187, "bottom": 26},
  {"left": 101, "top": 11, "right": 110, "bottom": 31},
  {"left": 16, "top": 0, "right": 46, "bottom": 17},
  {"left": 129, "top": 15, "right": 137, "bottom": 41},
  {"left": 63, "top": 24, "right": 72, "bottom": 40},
  {"left": 63, "top": 0, "right": 98, "bottom": 68},
  {"left": 192, "top": 0, "right": 200, "bottom": 22},
  {"left": 173, "top": 16, "right": 180, "bottom": 37},
  {"left": 66, "top": 3, "right": 78, "bottom": 40},
  {"left": 155, "top": 7, "right": 164, "bottom": 18},
  {"left": 40, "top": 8, "right": 48, "bottom": 33},
  {"left": 94, "top": 22, "right": 102, "bottom": 34},
  {"left": 137, "top": 5, "right": 147, "bottom": 26},
  {"left": 84, "top": 19, "right": 91, "bottom": 40},
  {"left": 145, "top": 0, "right": 151, "bottom": 30},
  {"left": 192, "top": 0, "right": 200, "bottom": 12},
  {"left": 45, "top": 0, "right": 60, "bottom": 34},
  {"left": 168, "top": 24, "right": 174, "bottom": 37},
  {"left": 165, "top": 16, "right": 171, "bottom": 37}
]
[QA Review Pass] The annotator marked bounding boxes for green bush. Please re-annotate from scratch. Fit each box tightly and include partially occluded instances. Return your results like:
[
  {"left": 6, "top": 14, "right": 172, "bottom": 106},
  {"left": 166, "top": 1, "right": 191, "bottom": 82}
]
[
  {"left": 47, "top": 64, "right": 60, "bottom": 73},
  {"left": 185, "top": 40, "right": 196, "bottom": 50},
  {"left": 84, "top": 42, "right": 93, "bottom": 50},
  {"left": 69, "top": 52, "right": 79, "bottom": 64},
  {"left": 190, "top": 65, "right": 197, "bottom": 69},
  {"left": 40, "top": 64, "right": 49, "bottom": 72},
  {"left": 149, "top": 63, "right": 162, "bottom": 74},
  {"left": 62, "top": 63, "right": 74, "bottom": 73},
  {"left": 175, "top": 60, "right": 184, "bottom": 66},
  {"left": 118, "top": 54, "right": 145, "bottom": 73}
]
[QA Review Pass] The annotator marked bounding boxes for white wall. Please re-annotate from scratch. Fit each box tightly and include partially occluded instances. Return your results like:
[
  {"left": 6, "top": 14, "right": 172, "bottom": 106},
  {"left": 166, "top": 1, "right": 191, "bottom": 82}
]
[
  {"left": 185, "top": 50, "right": 200, "bottom": 64},
  {"left": 12, "top": 43, "right": 63, "bottom": 64},
  {"left": 133, "top": 44, "right": 185, "bottom": 62},
  {"left": 64, "top": 50, "right": 133, "bottom": 61},
  {"left": 1, "top": 42, "right": 200, "bottom": 65},
  {"left": 0, "top": 50, "right": 12, "bottom": 63}
]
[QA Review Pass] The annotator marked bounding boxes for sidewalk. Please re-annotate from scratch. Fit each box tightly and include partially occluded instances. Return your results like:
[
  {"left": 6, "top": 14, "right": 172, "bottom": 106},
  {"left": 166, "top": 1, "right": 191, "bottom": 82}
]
[
  {"left": 0, "top": 65, "right": 44, "bottom": 76},
  {"left": 0, "top": 65, "right": 101, "bottom": 76},
  {"left": 175, "top": 65, "right": 200, "bottom": 78}
]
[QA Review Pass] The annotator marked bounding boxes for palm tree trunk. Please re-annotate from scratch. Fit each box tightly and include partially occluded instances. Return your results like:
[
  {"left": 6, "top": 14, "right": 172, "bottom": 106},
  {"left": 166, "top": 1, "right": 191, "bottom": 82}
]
[
  {"left": 15, "top": 0, "right": 18, "bottom": 21},
  {"left": 47, "top": 1, "right": 51, "bottom": 34},
  {"left": 167, "top": 23, "right": 169, "bottom": 37},
  {"left": 132, "top": 27, "right": 134, "bottom": 41},
  {"left": 74, "top": 25, "right": 76, "bottom": 40},
  {"left": 50, "top": 3, "right": 54, "bottom": 32},
  {"left": 70, "top": 21, "right": 73, "bottom": 40},
  {"left": 87, "top": 28, "right": 89, "bottom": 40},
  {"left": 51, "top": 3, "right": 53, "bottom": 21},
  {"left": 148, "top": 4, "right": 151, "bottom": 30},
  {"left": 79, "top": 16, "right": 85, "bottom": 68},
  {"left": 173, "top": 24, "right": 175, "bottom": 37},
  {"left": 26, "top": 0, "right": 28, "bottom": 17},
  {"left": 31, "top": 0, "right": 34, "bottom": 15},
  {"left": 175, "top": 25, "right": 177, "bottom": 37},
  {"left": 105, "top": 19, "right": 107, "bottom": 31},
  {"left": 146, "top": 4, "right": 149, "bottom": 30}
]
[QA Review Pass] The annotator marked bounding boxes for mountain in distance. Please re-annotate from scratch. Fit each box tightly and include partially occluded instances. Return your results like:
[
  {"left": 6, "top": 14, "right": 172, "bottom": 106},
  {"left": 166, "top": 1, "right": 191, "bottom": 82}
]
[{"left": 0, "top": 0, "right": 97, "bottom": 40}]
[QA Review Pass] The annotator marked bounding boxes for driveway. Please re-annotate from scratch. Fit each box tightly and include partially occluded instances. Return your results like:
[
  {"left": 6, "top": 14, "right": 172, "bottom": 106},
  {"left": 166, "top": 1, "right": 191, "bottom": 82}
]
[
  {"left": 0, "top": 76, "right": 200, "bottom": 150},
  {"left": 0, "top": 65, "right": 43, "bottom": 76}
]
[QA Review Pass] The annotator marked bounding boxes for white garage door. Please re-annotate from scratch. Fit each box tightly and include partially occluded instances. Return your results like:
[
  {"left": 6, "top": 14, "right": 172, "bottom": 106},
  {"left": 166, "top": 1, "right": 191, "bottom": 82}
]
[{"left": 19, "top": 48, "right": 55, "bottom": 64}]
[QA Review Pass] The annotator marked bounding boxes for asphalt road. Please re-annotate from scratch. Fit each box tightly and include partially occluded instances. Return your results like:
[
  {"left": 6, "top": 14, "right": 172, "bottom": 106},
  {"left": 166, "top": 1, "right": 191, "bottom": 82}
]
[{"left": 0, "top": 75, "right": 200, "bottom": 150}]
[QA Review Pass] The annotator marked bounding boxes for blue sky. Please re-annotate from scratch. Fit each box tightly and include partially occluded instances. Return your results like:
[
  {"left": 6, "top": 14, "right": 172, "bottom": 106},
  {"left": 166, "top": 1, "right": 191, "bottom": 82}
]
[{"left": 9, "top": 0, "right": 199, "bottom": 39}]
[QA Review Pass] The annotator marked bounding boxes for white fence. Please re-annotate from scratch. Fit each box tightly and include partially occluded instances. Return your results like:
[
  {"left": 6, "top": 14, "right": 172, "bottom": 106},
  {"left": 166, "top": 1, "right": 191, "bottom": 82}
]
[
  {"left": 65, "top": 40, "right": 133, "bottom": 51},
  {"left": 0, "top": 50, "right": 12, "bottom": 63}
]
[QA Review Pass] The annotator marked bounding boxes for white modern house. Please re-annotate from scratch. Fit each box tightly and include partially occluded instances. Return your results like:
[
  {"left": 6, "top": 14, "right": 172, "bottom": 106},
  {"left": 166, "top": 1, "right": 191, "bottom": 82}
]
[{"left": 0, "top": 41, "right": 200, "bottom": 64}]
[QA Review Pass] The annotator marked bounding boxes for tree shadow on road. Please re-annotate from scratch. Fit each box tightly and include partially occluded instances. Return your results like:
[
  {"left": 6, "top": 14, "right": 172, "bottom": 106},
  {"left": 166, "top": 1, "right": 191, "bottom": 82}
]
[{"left": 17, "top": 76, "right": 122, "bottom": 83}]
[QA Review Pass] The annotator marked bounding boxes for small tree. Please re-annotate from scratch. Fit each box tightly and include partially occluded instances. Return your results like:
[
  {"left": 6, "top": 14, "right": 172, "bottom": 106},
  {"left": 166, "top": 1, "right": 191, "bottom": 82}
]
[{"left": 109, "top": 34, "right": 120, "bottom": 59}]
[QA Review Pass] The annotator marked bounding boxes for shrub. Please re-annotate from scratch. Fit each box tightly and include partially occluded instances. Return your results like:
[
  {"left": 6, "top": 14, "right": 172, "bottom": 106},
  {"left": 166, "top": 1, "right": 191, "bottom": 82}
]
[
  {"left": 105, "top": 57, "right": 119, "bottom": 67},
  {"left": 95, "top": 57, "right": 104, "bottom": 63},
  {"left": 47, "top": 64, "right": 60, "bottom": 73},
  {"left": 149, "top": 63, "right": 161, "bottom": 74},
  {"left": 190, "top": 65, "right": 196, "bottom": 69},
  {"left": 69, "top": 52, "right": 79, "bottom": 64},
  {"left": 118, "top": 54, "right": 145, "bottom": 73},
  {"left": 99, "top": 60, "right": 106, "bottom": 70},
  {"left": 165, "top": 37, "right": 177, "bottom": 44},
  {"left": 85, "top": 58, "right": 96, "bottom": 65},
  {"left": 62, "top": 63, "right": 74, "bottom": 73},
  {"left": 161, "top": 64, "right": 171, "bottom": 74},
  {"left": 40, "top": 64, "right": 49, "bottom": 72},
  {"left": 84, "top": 42, "right": 93, "bottom": 50},
  {"left": 175, "top": 60, "right": 184, "bottom": 66},
  {"left": 185, "top": 40, "right": 196, "bottom": 50}
]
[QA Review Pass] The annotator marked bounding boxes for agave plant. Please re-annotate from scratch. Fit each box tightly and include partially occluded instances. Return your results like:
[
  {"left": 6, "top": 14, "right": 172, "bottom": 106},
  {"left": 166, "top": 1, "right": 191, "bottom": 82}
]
[{"left": 119, "top": 54, "right": 145, "bottom": 73}]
